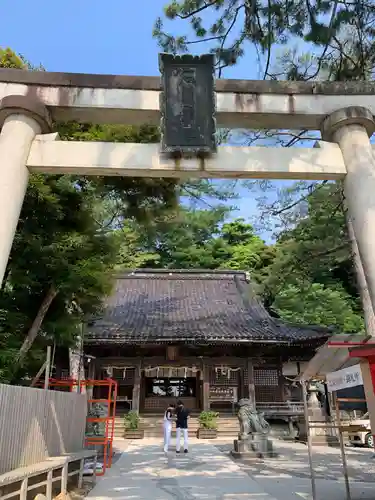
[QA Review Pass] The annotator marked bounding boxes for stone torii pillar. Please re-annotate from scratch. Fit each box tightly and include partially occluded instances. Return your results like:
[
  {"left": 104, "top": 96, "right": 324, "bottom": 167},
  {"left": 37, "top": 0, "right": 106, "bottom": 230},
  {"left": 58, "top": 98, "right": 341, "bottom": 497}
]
[
  {"left": 322, "top": 107, "right": 375, "bottom": 449},
  {"left": 0, "top": 95, "right": 51, "bottom": 286},
  {"left": 322, "top": 107, "right": 375, "bottom": 312}
]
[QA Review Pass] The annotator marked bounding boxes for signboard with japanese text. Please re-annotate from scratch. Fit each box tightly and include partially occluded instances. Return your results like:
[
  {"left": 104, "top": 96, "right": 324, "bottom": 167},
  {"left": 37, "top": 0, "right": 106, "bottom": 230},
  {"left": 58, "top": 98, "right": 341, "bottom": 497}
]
[
  {"left": 159, "top": 53, "right": 216, "bottom": 157},
  {"left": 326, "top": 364, "right": 363, "bottom": 392}
]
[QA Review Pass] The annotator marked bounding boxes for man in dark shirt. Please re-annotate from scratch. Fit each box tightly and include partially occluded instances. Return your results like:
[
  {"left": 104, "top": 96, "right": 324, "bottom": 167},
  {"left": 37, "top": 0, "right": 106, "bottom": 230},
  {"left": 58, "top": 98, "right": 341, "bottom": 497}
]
[{"left": 175, "top": 400, "right": 190, "bottom": 453}]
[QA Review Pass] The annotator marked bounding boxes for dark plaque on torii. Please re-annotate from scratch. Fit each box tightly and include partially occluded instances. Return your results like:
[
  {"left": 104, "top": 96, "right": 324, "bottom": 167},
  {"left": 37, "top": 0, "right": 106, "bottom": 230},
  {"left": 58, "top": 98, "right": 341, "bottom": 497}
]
[{"left": 159, "top": 53, "right": 216, "bottom": 158}]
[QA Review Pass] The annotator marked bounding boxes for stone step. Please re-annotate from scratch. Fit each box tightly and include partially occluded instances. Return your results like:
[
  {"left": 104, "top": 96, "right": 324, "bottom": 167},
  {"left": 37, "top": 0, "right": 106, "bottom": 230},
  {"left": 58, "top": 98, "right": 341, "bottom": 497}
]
[
  {"left": 113, "top": 416, "right": 291, "bottom": 439},
  {"left": 113, "top": 429, "right": 240, "bottom": 438},
  {"left": 114, "top": 413, "right": 242, "bottom": 438},
  {"left": 119, "top": 422, "right": 238, "bottom": 426},
  {"left": 115, "top": 418, "right": 237, "bottom": 424},
  {"left": 116, "top": 417, "right": 238, "bottom": 423},
  {"left": 114, "top": 424, "right": 239, "bottom": 432}
]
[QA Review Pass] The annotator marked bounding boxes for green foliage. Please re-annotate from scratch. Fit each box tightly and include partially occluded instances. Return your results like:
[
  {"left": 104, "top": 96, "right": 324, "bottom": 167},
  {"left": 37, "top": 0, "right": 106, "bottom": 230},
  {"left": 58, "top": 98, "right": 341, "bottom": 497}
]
[
  {"left": 273, "top": 283, "right": 364, "bottom": 333},
  {"left": 153, "top": 1, "right": 368, "bottom": 78},
  {"left": 113, "top": 223, "right": 161, "bottom": 270},
  {"left": 143, "top": 207, "right": 230, "bottom": 269},
  {"left": 255, "top": 181, "right": 364, "bottom": 332},
  {"left": 124, "top": 411, "right": 140, "bottom": 430},
  {"left": 135, "top": 211, "right": 271, "bottom": 280},
  {"left": 0, "top": 173, "right": 119, "bottom": 382},
  {"left": 198, "top": 411, "right": 219, "bottom": 430},
  {"left": 221, "top": 219, "right": 272, "bottom": 282},
  {"left": 262, "top": 183, "right": 350, "bottom": 292},
  {"left": 57, "top": 122, "right": 178, "bottom": 224},
  {"left": 0, "top": 48, "right": 26, "bottom": 69}
]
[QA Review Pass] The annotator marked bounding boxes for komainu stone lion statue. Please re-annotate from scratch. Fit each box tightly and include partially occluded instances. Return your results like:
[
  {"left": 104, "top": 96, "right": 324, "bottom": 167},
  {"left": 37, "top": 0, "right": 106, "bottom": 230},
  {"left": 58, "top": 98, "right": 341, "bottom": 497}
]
[
  {"left": 236, "top": 398, "right": 270, "bottom": 439},
  {"left": 86, "top": 402, "right": 108, "bottom": 437}
]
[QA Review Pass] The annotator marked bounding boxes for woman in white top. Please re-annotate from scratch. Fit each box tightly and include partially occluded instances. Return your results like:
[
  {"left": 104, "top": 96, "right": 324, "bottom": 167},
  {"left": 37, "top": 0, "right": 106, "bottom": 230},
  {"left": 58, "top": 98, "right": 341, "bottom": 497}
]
[{"left": 163, "top": 403, "right": 175, "bottom": 453}]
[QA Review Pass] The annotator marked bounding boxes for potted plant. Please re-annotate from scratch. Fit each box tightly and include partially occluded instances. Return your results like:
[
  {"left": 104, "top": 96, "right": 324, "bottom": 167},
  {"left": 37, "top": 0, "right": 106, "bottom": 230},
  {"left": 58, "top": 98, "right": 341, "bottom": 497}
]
[
  {"left": 197, "top": 411, "right": 219, "bottom": 439},
  {"left": 124, "top": 411, "right": 144, "bottom": 439}
]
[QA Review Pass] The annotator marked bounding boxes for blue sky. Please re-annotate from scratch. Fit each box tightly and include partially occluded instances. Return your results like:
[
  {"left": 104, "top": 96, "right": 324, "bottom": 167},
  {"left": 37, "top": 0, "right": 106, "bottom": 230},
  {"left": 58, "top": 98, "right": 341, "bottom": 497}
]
[{"left": 0, "top": 0, "right": 296, "bottom": 241}]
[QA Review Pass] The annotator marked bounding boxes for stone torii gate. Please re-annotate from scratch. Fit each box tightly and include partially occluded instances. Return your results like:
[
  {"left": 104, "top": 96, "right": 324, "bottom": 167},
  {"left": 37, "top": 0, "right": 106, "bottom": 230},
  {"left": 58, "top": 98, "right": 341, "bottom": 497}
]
[
  {"left": 1, "top": 59, "right": 375, "bottom": 432},
  {"left": 2, "top": 68, "right": 374, "bottom": 300}
]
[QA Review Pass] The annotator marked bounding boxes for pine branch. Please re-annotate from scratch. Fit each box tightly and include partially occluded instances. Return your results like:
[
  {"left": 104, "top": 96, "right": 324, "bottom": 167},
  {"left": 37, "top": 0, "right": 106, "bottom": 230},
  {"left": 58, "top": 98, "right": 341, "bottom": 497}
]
[
  {"left": 262, "top": 0, "right": 272, "bottom": 79},
  {"left": 270, "top": 181, "right": 328, "bottom": 216},
  {"left": 217, "top": 5, "right": 243, "bottom": 77},
  {"left": 176, "top": 0, "right": 222, "bottom": 19}
]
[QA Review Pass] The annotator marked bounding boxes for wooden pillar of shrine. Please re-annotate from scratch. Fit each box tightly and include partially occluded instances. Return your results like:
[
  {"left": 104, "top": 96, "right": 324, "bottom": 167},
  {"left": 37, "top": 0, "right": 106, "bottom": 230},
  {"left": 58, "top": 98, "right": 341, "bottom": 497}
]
[
  {"left": 202, "top": 364, "right": 210, "bottom": 411},
  {"left": 132, "top": 362, "right": 141, "bottom": 413},
  {"left": 86, "top": 360, "right": 96, "bottom": 400},
  {"left": 247, "top": 359, "right": 256, "bottom": 407}
]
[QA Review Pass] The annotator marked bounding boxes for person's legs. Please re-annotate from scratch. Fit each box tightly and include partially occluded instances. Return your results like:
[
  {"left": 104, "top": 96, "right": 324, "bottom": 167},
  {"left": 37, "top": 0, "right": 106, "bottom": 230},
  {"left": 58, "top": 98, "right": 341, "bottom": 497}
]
[
  {"left": 183, "top": 428, "right": 188, "bottom": 451},
  {"left": 176, "top": 427, "right": 181, "bottom": 452},
  {"left": 163, "top": 423, "right": 167, "bottom": 452},
  {"left": 163, "top": 422, "right": 171, "bottom": 452}
]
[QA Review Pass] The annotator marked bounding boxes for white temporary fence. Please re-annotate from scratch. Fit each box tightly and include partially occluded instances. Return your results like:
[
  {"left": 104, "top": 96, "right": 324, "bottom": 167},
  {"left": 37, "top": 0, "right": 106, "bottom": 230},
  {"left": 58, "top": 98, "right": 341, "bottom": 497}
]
[{"left": 0, "top": 384, "right": 87, "bottom": 474}]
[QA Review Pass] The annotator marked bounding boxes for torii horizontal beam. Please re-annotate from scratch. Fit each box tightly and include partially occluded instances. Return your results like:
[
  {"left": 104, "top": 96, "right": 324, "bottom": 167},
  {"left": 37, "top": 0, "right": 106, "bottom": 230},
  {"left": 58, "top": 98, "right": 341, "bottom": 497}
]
[
  {"left": 2, "top": 68, "right": 375, "bottom": 129},
  {"left": 26, "top": 137, "right": 346, "bottom": 180}
]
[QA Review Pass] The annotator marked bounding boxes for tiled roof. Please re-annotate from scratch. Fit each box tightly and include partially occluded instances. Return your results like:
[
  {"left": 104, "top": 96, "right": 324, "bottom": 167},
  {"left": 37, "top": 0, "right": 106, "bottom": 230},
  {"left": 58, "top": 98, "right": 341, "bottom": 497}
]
[{"left": 85, "top": 270, "right": 332, "bottom": 345}]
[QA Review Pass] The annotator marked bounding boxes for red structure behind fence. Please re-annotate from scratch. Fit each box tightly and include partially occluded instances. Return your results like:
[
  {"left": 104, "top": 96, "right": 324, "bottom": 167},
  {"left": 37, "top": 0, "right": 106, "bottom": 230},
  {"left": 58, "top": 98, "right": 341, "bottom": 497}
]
[{"left": 43, "top": 377, "right": 118, "bottom": 476}]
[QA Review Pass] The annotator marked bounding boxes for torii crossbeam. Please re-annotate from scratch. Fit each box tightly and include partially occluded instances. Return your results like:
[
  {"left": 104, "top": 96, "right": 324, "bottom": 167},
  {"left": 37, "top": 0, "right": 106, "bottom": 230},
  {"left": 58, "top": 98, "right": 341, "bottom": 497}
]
[
  {"left": 0, "top": 66, "right": 375, "bottom": 313},
  {"left": 0, "top": 67, "right": 375, "bottom": 304}
]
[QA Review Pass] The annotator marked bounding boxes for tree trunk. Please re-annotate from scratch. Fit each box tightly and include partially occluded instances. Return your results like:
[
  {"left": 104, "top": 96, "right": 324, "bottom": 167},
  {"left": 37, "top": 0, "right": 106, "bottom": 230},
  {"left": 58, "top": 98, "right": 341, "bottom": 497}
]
[
  {"left": 346, "top": 213, "right": 375, "bottom": 336},
  {"left": 1, "top": 264, "right": 11, "bottom": 292},
  {"left": 69, "top": 334, "right": 86, "bottom": 393},
  {"left": 16, "top": 285, "right": 58, "bottom": 364}
]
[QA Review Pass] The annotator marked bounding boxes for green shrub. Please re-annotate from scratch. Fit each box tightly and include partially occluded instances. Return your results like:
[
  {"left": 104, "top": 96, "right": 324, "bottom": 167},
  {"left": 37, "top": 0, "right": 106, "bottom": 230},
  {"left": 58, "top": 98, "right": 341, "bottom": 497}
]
[
  {"left": 198, "top": 411, "right": 219, "bottom": 430},
  {"left": 124, "top": 410, "right": 140, "bottom": 430}
]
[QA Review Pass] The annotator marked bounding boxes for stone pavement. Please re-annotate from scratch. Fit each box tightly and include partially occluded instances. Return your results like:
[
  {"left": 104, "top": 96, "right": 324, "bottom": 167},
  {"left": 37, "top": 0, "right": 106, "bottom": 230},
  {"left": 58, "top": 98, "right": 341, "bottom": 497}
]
[
  {"left": 216, "top": 438, "right": 375, "bottom": 500},
  {"left": 255, "top": 476, "right": 375, "bottom": 500},
  {"left": 216, "top": 438, "right": 375, "bottom": 483},
  {"left": 85, "top": 438, "right": 375, "bottom": 500},
  {"left": 87, "top": 438, "right": 277, "bottom": 500}
]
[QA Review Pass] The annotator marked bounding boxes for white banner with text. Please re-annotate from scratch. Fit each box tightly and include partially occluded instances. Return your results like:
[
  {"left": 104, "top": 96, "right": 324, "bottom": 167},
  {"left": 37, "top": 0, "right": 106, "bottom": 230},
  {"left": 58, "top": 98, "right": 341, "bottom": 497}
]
[{"left": 326, "top": 364, "right": 363, "bottom": 392}]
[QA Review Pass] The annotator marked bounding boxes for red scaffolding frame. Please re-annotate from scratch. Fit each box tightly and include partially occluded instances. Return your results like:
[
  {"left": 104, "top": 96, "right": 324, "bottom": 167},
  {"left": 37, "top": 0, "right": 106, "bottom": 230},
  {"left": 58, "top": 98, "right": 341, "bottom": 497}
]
[{"left": 44, "top": 377, "right": 118, "bottom": 476}]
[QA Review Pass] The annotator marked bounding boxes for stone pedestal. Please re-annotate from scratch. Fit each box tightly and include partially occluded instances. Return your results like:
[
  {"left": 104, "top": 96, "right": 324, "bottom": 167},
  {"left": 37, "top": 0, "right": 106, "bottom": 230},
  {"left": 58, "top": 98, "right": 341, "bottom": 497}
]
[
  {"left": 310, "top": 390, "right": 339, "bottom": 446},
  {"left": 297, "top": 390, "right": 339, "bottom": 446},
  {"left": 280, "top": 417, "right": 298, "bottom": 441},
  {"left": 231, "top": 433, "right": 276, "bottom": 460},
  {"left": 310, "top": 417, "right": 339, "bottom": 446}
]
